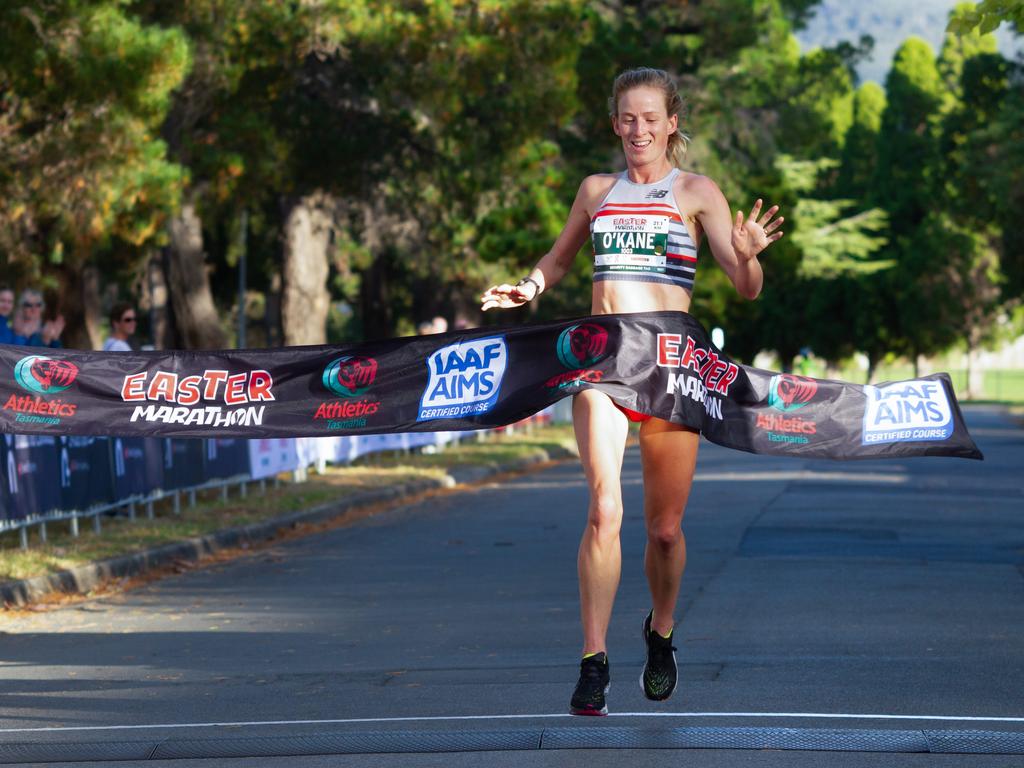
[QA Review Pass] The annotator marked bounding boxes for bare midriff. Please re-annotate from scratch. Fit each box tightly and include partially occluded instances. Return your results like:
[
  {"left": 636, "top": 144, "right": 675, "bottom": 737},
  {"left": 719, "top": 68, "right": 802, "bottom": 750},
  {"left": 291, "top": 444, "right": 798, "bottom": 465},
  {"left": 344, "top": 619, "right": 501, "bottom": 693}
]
[{"left": 591, "top": 280, "right": 693, "bottom": 315}]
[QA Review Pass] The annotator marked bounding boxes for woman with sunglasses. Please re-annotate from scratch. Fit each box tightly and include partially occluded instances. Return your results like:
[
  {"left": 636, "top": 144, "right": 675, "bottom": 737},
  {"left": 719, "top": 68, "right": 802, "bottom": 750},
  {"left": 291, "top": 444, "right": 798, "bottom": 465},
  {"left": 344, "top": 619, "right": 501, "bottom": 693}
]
[
  {"left": 103, "top": 303, "right": 137, "bottom": 352},
  {"left": 11, "top": 289, "right": 64, "bottom": 348},
  {"left": 480, "top": 67, "right": 783, "bottom": 716}
]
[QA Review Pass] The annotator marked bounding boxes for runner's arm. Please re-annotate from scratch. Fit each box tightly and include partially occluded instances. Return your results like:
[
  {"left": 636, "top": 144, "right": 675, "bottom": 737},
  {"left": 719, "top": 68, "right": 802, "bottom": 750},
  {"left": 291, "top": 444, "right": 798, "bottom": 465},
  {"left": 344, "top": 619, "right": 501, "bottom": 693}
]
[
  {"left": 692, "top": 176, "right": 782, "bottom": 301},
  {"left": 481, "top": 178, "right": 598, "bottom": 310}
]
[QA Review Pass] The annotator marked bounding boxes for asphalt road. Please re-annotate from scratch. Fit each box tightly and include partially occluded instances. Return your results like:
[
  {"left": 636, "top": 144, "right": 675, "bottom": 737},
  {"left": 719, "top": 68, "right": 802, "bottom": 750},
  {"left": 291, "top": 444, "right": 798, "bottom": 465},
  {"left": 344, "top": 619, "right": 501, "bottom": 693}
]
[{"left": 1, "top": 405, "right": 1022, "bottom": 767}]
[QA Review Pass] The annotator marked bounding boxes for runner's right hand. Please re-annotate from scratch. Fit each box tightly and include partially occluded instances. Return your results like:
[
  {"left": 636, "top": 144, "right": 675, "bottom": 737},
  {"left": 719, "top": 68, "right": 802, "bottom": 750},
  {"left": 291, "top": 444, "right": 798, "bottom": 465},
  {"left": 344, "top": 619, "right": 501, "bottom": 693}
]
[{"left": 480, "top": 284, "right": 531, "bottom": 311}]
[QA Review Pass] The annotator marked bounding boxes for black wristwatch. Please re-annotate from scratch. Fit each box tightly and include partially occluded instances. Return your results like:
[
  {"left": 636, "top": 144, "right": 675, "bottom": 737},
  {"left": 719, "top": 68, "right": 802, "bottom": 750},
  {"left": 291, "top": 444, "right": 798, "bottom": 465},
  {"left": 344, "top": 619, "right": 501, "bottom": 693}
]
[{"left": 516, "top": 276, "right": 541, "bottom": 301}]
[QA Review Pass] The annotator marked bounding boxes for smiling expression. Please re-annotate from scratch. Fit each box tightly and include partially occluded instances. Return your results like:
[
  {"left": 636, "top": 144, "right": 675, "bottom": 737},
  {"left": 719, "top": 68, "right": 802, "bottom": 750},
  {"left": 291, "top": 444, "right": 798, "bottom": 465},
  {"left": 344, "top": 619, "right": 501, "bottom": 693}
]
[{"left": 612, "top": 86, "right": 677, "bottom": 169}]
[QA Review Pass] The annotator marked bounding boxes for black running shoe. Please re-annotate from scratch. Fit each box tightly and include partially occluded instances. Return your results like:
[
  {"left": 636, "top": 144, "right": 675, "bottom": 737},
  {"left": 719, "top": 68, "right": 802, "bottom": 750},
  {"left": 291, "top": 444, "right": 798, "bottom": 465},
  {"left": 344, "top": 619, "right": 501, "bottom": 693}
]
[
  {"left": 570, "top": 652, "right": 610, "bottom": 716},
  {"left": 640, "top": 611, "right": 677, "bottom": 701}
]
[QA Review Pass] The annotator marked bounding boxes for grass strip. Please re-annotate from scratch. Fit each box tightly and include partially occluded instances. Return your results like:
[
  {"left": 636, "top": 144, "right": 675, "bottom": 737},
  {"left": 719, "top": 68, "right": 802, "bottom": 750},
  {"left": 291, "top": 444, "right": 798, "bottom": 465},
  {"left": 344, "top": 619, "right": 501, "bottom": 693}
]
[{"left": 0, "top": 425, "right": 577, "bottom": 585}]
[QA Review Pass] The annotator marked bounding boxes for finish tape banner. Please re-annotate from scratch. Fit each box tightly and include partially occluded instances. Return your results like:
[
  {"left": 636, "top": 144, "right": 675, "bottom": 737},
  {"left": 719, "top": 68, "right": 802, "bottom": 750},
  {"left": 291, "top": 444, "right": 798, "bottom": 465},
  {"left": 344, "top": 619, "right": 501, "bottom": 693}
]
[{"left": 0, "top": 312, "right": 982, "bottom": 461}]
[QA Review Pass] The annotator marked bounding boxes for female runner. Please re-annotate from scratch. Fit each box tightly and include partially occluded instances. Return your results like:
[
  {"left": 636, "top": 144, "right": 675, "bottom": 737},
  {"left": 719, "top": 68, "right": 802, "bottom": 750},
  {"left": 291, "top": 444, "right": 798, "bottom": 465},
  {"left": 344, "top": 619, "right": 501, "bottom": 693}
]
[{"left": 480, "top": 67, "right": 783, "bottom": 716}]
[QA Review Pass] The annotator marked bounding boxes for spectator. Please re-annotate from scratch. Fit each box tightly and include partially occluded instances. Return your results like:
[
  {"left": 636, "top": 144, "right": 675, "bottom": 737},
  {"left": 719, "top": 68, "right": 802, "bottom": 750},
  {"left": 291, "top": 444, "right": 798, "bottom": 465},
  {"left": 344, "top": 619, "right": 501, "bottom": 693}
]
[
  {"left": 416, "top": 320, "right": 435, "bottom": 336},
  {"left": 11, "top": 289, "right": 64, "bottom": 348},
  {"left": 431, "top": 315, "right": 448, "bottom": 334},
  {"left": 103, "top": 302, "right": 136, "bottom": 352},
  {"left": 0, "top": 287, "right": 14, "bottom": 344}
]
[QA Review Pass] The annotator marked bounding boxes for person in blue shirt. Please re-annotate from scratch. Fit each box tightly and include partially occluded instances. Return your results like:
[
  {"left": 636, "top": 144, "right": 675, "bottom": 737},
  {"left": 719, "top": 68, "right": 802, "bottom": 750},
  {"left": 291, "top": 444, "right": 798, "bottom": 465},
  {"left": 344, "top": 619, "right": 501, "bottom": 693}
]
[
  {"left": 0, "top": 287, "right": 14, "bottom": 345},
  {"left": 11, "top": 289, "right": 64, "bottom": 348},
  {"left": 102, "top": 303, "right": 136, "bottom": 352}
]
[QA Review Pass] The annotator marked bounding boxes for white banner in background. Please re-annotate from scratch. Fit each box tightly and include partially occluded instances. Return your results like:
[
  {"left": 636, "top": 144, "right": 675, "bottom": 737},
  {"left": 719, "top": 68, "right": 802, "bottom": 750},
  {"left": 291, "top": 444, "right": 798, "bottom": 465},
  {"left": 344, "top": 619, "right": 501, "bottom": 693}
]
[{"left": 247, "top": 438, "right": 300, "bottom": 480}]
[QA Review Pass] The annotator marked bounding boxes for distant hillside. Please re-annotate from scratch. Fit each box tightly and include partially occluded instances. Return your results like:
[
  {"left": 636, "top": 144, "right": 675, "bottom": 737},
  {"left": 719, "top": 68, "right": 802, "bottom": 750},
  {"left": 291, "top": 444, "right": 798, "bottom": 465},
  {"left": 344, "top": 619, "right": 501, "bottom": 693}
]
[{"left": 795, "top": 0, "right": 1022, "bottom": 84}]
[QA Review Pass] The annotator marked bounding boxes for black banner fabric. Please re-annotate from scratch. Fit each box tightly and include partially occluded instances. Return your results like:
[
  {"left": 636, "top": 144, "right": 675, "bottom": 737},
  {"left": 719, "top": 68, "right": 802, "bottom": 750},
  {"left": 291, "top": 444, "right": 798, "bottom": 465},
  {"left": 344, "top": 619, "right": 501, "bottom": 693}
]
[
  {"left": 59, "top": 436, "right": 115, "bottom": 510},
  {"left": 2, "top": 436, "right": 63, "bottom": 520},
  {"left": 0, "top": 312, "right": 981, "bottom": 461}
]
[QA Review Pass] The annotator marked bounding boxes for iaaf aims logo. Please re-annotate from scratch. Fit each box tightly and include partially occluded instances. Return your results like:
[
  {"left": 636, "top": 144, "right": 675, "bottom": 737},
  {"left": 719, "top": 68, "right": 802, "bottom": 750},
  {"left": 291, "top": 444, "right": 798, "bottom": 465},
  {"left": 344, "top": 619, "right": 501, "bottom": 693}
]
[
  {"left": 121, "top": 369, "right": 274, "bottom": 427},
  {"left": 317, "top": 356, "right": 381, "bottom": 429},
  {"left": 547, "top": 323, "right": 609, "bottom": 390},
  {"left": 3, "top": 355, "right": 79, "bottom": 426},
  {"left": 418, "top": 336, "right": 507, "bottom": 421},
  {"left": 862, "top": 379, "right": 953, "bottom": 445}
]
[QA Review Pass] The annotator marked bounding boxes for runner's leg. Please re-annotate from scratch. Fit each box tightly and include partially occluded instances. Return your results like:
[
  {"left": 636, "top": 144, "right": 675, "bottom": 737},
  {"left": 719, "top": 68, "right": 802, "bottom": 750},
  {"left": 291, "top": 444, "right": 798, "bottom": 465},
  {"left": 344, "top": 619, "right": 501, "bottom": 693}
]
[
  {"left": 639, "top": 418, "right": 699, "bottom": 636},
  {"left": 573, "top": 389, "right": 629, "bottom": 655}
]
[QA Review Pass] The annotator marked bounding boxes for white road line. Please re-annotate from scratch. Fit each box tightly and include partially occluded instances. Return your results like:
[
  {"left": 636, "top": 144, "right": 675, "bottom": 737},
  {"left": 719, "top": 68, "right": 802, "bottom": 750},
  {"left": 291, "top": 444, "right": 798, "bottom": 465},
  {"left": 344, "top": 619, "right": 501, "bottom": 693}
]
[{"left": 2, "top": 711, "right": 1024, "bottom": 735}]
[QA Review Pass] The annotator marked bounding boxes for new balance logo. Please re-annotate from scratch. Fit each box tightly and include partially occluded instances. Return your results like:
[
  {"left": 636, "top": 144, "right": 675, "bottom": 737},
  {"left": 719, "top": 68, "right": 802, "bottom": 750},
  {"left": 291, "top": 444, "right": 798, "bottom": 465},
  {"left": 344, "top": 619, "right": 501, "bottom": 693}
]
[{"left": 645, "top": 189, "right": 669, "bottom": 199}]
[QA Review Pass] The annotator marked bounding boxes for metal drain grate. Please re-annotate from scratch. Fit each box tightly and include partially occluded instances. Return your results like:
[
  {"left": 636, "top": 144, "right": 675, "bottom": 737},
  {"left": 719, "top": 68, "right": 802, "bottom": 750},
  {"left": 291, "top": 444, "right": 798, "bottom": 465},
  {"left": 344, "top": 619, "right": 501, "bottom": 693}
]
[{"left": 2, "top": 725, "right": 1023, "bottom": 763}]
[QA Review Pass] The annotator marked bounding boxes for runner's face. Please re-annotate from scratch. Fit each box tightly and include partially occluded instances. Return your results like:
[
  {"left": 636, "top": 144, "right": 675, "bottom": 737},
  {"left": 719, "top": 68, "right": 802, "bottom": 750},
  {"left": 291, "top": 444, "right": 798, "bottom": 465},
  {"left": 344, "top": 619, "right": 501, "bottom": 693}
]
[{"left": 613, "top": 87, "right": 677, "bottom": 168}]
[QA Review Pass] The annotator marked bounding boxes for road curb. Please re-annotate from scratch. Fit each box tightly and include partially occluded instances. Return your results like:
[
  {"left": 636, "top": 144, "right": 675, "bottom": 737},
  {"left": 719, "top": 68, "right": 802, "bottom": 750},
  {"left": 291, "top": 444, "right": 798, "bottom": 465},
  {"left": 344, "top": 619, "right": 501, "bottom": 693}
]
[{"left": 1, "top": 445, "right": 576, "bottom": 608}]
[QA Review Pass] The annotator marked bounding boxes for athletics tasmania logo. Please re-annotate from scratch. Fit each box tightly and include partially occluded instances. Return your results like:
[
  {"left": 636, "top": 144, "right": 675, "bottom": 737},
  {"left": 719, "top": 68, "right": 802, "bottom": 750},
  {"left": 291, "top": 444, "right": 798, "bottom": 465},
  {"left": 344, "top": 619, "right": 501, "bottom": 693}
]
[
  {"left": 768, "top": 374, "right": 817, "bottom": 413},
  {"left": 548, "top": 323, "right": 609, "bottom": 391},
  {"left": 317, "top": 356, "right": 381, "bottom": 429},
  {"left": 4, "top": 355, "right": 79, "bottom": 425},
  {"left": 556, "top": 323, "right": 609, "bottom": 369},
  {"left": 15, "top": 356, "right": 78, "bottom": 394},
  {"left": 323, "top": 356, "right": 378, "bottom": 397},
  {"left": 758, "top": 374, "right": 819, "bottom": 445}
]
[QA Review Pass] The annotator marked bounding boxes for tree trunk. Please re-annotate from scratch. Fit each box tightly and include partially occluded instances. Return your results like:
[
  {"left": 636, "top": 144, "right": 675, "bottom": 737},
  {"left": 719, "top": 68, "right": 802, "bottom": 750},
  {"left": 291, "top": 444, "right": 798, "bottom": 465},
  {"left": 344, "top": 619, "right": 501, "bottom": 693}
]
[
  {"left": 165, "top": 198, "right": 225, "bottom": 349},
  {"left": 51, "top": 264, "right": 97, "bottom": 350},
  {"left": 80, "top": 266, "right": 103, "bottom": 350},
  {"left": 264, "top": 271, "right": 282, "bottom": 347},
  {"left": 146, "top": 253, "right": 172, "bottom": 349},
  {"left": 281, "top": 192, "right": 332, "bottom": 346},
  {"left": 360, "top": 252, "right": 396, "bottom": 341}
]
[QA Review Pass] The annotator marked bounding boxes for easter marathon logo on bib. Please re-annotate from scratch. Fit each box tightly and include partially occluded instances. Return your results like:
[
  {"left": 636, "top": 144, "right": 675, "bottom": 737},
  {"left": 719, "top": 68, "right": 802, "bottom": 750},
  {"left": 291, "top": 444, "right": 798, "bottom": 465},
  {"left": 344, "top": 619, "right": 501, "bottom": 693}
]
[{"left": 593, "top": 215, "right": 669, "bottom": 273}]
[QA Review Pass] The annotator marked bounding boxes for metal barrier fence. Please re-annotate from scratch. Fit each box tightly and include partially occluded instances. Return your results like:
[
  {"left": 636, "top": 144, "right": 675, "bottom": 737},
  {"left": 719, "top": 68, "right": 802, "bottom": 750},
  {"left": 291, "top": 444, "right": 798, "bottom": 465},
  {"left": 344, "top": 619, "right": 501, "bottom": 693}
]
[{"left": 0, "top": 404, "right": 568, "bottom": 549}]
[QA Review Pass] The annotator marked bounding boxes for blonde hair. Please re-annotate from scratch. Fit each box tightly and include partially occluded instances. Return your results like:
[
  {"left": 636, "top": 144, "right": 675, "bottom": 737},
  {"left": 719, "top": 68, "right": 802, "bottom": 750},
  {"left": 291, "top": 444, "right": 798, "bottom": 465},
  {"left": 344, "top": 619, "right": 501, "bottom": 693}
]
[{"left": 608, "top": 67, "right": 689, "bottom": 168}]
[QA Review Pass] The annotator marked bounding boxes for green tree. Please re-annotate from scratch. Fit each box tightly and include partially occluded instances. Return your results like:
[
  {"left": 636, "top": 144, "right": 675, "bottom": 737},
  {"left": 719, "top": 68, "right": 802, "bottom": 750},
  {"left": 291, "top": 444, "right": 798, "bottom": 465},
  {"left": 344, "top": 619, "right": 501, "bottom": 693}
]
[
  {"left": 866, "top": 38, "right": 949, "bottom": 372},
  {"left": 837, "top": 82, "right": 886, "bottom": 199},
  {"left": 0, "top": 2, "right": 188, "bottom": 348},
  {"left": 937, "top": 13, "right": 1013, "bottom": 385},
  {"left": 133, "top": 1, "right": 322, "bottom": 347},
  {"left": 779, "top": 156, "right": 889, "bottom": 280},
  {"left": 874, "top": 38, "right": 944, "bottom": 233},
  {"left": 946, "top": 0, "right": 1024, "bottom": 35},
  {"left": 329, "top": 0, "right": 586, "bottom": 338}
]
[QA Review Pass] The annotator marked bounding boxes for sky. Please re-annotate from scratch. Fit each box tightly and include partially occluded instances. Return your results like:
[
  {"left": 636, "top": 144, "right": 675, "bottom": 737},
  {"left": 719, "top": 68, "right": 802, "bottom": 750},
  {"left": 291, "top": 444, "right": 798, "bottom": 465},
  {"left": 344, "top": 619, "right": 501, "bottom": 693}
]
[{"left": 794, "top": 0, "right": 1023, "bottom": 83}]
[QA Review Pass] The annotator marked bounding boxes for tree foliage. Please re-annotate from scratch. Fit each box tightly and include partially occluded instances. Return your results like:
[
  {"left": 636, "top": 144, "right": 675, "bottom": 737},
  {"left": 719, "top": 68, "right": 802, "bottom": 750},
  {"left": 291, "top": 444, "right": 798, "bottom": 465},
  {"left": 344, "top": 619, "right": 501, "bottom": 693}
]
[
  {"left": 946, "top": 0, "right": 1024, "bottom": 35},
  {"left": 0, "top": 0, "right": 1018, "bottom": 374},
  {"left": 0, "top": 2, "right": 188, "bottom": 278}
]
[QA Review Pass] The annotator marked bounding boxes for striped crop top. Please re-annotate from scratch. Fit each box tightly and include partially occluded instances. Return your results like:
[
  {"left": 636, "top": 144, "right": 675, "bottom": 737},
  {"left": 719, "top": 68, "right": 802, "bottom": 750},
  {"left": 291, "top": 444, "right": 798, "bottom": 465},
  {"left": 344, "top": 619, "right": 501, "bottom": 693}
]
[{"left": 590, "top": 168, "right": 698, "bottom": 290}]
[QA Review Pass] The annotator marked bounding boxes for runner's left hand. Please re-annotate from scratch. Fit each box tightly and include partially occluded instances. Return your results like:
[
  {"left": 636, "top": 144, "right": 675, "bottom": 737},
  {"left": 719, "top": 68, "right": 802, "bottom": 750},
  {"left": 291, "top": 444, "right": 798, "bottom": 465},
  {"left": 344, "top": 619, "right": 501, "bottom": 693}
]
[{"left": 732, "top": 199, "right": 783, "bottom": 261}]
